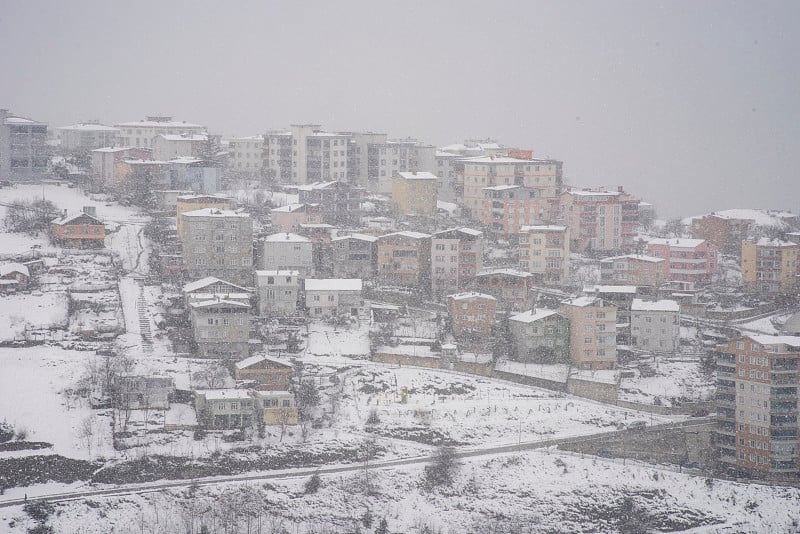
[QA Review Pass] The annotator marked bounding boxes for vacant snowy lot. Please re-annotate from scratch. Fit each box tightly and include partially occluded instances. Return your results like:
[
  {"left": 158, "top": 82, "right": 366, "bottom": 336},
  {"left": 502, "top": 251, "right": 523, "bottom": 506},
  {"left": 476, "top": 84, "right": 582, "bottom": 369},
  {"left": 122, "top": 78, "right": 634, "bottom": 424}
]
[
  {"left": 0, "top": 292, "right": 69, "bottom": 343},
  {"left": 619, "top": 356, "right": 715, "bottom": 407}
]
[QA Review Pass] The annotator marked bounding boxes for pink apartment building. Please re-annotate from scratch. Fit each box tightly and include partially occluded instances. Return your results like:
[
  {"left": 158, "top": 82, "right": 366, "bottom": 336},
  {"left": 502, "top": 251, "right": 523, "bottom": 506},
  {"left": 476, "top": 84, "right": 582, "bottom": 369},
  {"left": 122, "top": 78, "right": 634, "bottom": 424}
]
[{"left": 646, "top": 238, "right": 719, "bottom": 286}]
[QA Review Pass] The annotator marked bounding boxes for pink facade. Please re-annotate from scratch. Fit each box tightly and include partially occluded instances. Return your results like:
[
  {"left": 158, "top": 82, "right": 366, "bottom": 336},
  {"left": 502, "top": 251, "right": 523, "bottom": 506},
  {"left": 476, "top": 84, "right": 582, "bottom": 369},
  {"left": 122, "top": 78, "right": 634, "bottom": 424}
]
[
  {"left": 646, "top": 238, "right": 719, "bottom": 286},
  {"left": 559, "top": 187, "right": 640, "bottom": 253},
  {"left": 480, "top": 185, "right": 550, "bottom": 237}
]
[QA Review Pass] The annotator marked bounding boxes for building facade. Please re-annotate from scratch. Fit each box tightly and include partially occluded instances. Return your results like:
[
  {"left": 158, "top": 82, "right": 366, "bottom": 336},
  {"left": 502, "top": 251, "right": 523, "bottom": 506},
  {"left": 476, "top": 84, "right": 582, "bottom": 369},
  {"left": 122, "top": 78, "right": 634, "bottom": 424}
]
[
  {"left": 228, "top": 135, "right": 265, "bottom": 175},
  {"left": 646, "top": 238, "right": 719, "bottom": 286},
  {"left": 391, "top": 171, "right": 438, "bottom": 217},
  {"left": 377, "top": 231, "right": 432, "bottom": 292},
  {"left": 57, "top": 123, "right": 120, "bottom": 152},
  {"left": 599, "top": 254, "right": 665, "bottom": 287},
  {"left": 446, "top": 292, "right": 497, "bottom": 338},
  {"left": 189, "top": 298, "right": 250, "bottom": 359},
  {"left": 559, "top": 296, "right": 618, "bottom": 370},
  {"left": 262, "top": 233, "right": 314, "bottom": 276},
  {"left": 304, "top": 278, "right": 363, "bottom": 317},
  {"left": 518, "top": 225, "right": 570, "bottom": 285},
  {"left": 332, "top": 234, "right": 378, "bottom": 279},
  {"left": 691, "top": 213, "right": 754, "bottom": 256},
  {"left": 297, "top": 180, "right": 364, "bottom": 226},
  {"left": 0, "top": 109, "right": 49, "bottom": 182},
  {"left": 181, "top": 208, "right": 253, "bottom": 286},
  {"left": 508, "top": 309, "right": 570, "bottom": 363},
  {"left": 559, "top": 188, "right": 640, "bottom": 253},
  {"left": 255, "top": 270, "right": 300, "bottom": 316},
  {"left": 50, "top": 210, "right": 106, "bottom": 248},
  {"left": 741, "top": 238, "right": 800, "bottom": 294},
  {"left": 115, "top": 116, "right": 206, "bottom": 149},
  {"left": 176, "top": 194, "right": 235, "bottom": 238},
  {"left": 431, "top": 228, "right": 484, "bottom": 297},
  {"left": 630, "top": 299, "right": 680, "bottom": 353},
  {"left": 475, "top": 268, "right": 534, "bottom": 311}
]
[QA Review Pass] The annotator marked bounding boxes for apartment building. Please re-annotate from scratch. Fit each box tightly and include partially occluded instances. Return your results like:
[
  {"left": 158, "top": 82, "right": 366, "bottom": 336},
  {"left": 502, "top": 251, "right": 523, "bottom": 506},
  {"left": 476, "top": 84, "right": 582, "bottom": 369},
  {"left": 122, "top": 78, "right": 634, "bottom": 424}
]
[
  {"left": 456, "top": 156, "right": 562, "bottom": 222},
  {"left": 115, "top": 116, "right": 206, "bottom": 149},
  {"left": 480, "top": 185, "right": 541, "bottom": 237},
  {"left": 691, "top": 213, "right": 755, "bottom": 256},
  {"left": 559, "top": 187, "right": 640, "bottom": 253},
  {"left": 176, "top": 194, "right": 235, "bottom": 238},
  {"left": 90, "top": 147, "right": 151, "bottom": 189},
  {"left": 646, "top": 238, "right": 719, "bottom": 286},
  {"left": 0, "top": 109, "right": 49, "bottom": 182},
  {"left": 741, "top": 238, "right": 800, "bottom": 294},
  {"left": 431, "top": 228, "right": 484, "bottom": 296},
  {"left": 183, "top": 277, "right": 252, "bottom": 307},
  {"left": 57, "top": 122, "right": 120, "bottom": 152},
  {"left": 189, "top": 297, "right": 250, "bottom": 359},
  {"left": 518, "top": 225, "right": 570, "bottom": 285},
  {"left": 270, "top": 203, "right": 323, "bottom": 233},
  {"left": 234, "top": 355, "right": 293, "bottom": 390},
  {"left": 169, "top": 157, "right": 222, "bottom": 194},
  {"left": 559, "top": 296, "right": 618, "bottom": 370},
  {"left": 435, "top": 150, "right": 460, "bottom": 203},
  {"left": 181, "top": 208, "right": 253, "bottom": 286},
  {"left": 391, "top": 171, "right": 438, "bottom": 217},
  {"left": 446, "top": 292, "right": 497, "bottom": 338},
  {"left": 255, "top": 270, "right": 300, "bottom": 316},
  {"left": 304, "top": 278, "right": 363, "bottom": 318},
  {"left": 716, "top": 335, "right": 800, "bottom": 478},
  {"left": 377, "top": 231, "right": 432, "bottom": 292},
  {"left": 152, "top": 133, "right": 207, "bottom": 161},
  {"left": 630, "top": 299, "right": 680, "bottom": 353},
  {"left": 264, "top": 124, "right": 349, "bottom": 184},
  {"left": 228, "top": 135, "right": 265, "bottom": 174},
  {"left": 262, "top": 233, "right": 314, "bottom": 276},
  {"left": 347, "top": 133, "right": 436, "bottom": 194},
  {"left": 599, "top": 254, "right": 665, "bottom": 287},
  {"left": 508, "top": 309, "right": 570, "bottom": 364},
  {"left": 332, "top": 234, "right": 378, "bottom": 279},
  {"left": 297, "top": 180, "right": 364, "bottom": 226},
  {"left": 475, "top": 268, "right": 534, "bottom": 310}
]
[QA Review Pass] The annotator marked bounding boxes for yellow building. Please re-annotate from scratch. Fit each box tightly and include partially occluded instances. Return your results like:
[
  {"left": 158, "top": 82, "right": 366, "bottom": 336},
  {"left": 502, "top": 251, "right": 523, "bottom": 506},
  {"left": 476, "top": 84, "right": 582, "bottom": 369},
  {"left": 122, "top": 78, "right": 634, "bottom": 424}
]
[
  {"left": 741, "top": 238, "right": 800, "bottom": 294},
  {"left": 518, "top": 225, "right": 570, "bottom": 285},
  {"left": 391, "top": 171, "right": 438, "bottom": 217},
  {"left": 176, "top": 194, "right": 234, "bottom": 238}
]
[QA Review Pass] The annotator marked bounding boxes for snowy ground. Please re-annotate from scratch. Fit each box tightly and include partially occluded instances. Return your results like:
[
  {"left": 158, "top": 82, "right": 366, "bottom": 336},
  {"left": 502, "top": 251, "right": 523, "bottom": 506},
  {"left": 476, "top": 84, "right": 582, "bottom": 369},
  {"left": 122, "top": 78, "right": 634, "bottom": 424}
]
[
  {"left": 305, "top": 320, "right": 370, "bottom": 359},
  {"left": 0, "top": 291, "right": 69, "bottom": 343},
  {"left": 4, "top": 448, "right": 800, "bottom": 533},
  {"left": 618, "top": 356, "right": 714, "bottom": 407}
]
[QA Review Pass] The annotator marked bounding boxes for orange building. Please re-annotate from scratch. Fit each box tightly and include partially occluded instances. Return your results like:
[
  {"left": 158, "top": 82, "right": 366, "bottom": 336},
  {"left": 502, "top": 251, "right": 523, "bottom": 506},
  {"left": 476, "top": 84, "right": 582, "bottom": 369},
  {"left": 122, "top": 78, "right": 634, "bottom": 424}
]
[
  {"left": 446, "top": 292, "right": 497, "bottom": 338},
  {"left": 50, "top": 209, "right": 105, "bottom": 248}
]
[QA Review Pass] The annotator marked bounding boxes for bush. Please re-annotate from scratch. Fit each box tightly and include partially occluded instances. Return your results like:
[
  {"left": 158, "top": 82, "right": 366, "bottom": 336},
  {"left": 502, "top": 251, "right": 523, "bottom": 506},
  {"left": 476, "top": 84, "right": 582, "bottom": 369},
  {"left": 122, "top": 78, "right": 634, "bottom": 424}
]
[
  {"left": 304, "top": 473, "right": 321, "bottom": 494},
  {"left": 23, "top": 500, "right": 54, "bottom": 523},
  {"left": 365, "top": 409, "right": 380, "bottom": 428},
  {"left": 423, "top": 446, "right": 459, "bottom": 488},
  {"left": 0, "top": 422, "right": 13, "bottom": 443}
]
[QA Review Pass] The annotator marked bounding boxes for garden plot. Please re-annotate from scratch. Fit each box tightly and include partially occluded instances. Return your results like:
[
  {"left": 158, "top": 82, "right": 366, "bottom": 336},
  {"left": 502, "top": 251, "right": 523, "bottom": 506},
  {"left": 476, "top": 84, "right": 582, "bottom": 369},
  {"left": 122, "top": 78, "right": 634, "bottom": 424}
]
[
  {"left": 305, "top": 320, "right": 370, "bottom": 360},
  {"left": 618, "top": 355, "right": 715, "bottom": 407},
  {"left": 335, "top": 367, "right": 678, "bottom": 447}
]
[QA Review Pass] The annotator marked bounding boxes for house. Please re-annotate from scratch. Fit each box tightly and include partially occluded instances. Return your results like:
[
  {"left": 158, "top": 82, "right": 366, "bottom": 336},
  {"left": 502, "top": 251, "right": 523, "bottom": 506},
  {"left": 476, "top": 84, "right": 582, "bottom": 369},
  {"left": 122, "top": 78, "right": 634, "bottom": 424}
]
[
  {"left": 298, "top": 223, "right": 336, "bottom": 277},
  {"left": 194, "top": 389, "right": 256, "bottom": 429},
  {"left": 255, "top": 270, "right": 300, "bottom": 316},
  {"left": 262, "top": 233, "right": 314, "bottom": 276},
  {"left": 446, "top": 292, "right": 497, "bottom": 338},
  {"left": 182, "top": 277, "right": 252, "bottom": 306},
  {"left": 559, "top": 296, "right": 617, "bottom": 370},
  {"left": 189, "top": 298, "right": 251, "bottom": 359},
  {"left": 234, "top": 354, "right": 294, "bottom": 390},
  {"left": 180, "top": 208, "right": 253, "bottom": 287},
  {"left": 630, "top": 299, "right": 680, "bottom": 353},
  {"left": 391, "top": 171, "right": 438, "bottom": 217},
  {"left": 559, "top": 187, "right": 640, "bottom": 253},
  {"left": 112, "top": 375, "right": 175, "bottom": 410},
  {"left": 691, "top": 213, "right": 755, "bottom": 256},
  {"left": 646, "top": 238, "right": 719, "bottom": 286},
  {"left": 169, "top": 157, "right": 222, "bottom": 194},
  {"left": 304, "top": 278, "right": 363, "bottom": 318},
  {"left": 0, "top": 263, "right": 30, "bottom": 291},
  {"left": 715, "top": 335, "right": 800, "bottom": 478},
  {"left": 50, "top": 208, "right": 106, "bottom": 248},
  {"left": 332, "top": 234, "right": 378, "bottom": 279},
  {"left": 117, "top": 159, "right": 173, "bottom": 195},
  {"left": 518, "top": 225, "right": 570, "bottom": 285},
  {"left": 297, "top": 180, "right": 364, "bottom": 226},
  {"left": 377, "top": 231, "right": 432, "bottom": 292},
  {"left": 599, "top": 254, "right": 665, "bottom": 287},
  {"left": 90, "top": 147, "right": 151, "bottom": 189},
  {"left": 0, "top": 109, "right": 49, "bottom": 182},
  {"left": 475, "top": 268, "right": 534, "bottom": 310},
  {"left": 431, "top": 228, "right": 484, "bottom": 296},
  {"left": 508, "top": 309, "right": 570, "bottom": 363},
  {"left": 256, "top": 390, "right": 299, "bottom": 425},
  {"left": 741, "top": 238, "right": 800, "bottom": 294},
  {"left": 271, "top": 203, "right": 323, "bottom": 233}
]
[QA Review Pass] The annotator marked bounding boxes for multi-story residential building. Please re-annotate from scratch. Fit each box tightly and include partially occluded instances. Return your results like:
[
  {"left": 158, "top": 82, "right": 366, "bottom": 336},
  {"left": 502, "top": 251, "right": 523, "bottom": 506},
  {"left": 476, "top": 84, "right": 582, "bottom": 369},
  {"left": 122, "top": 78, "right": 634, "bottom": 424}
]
[
  {"left": 559, "top": 187, "right": 640, "bottom": 253},
  {"left": 480, "top": 185, "right": 542, "bottom": 237},
  {"left": 189, "top": 297, "right": 250, "bottom": 359},
  {"left": 262, "top": 233, "right": 314, "bottom": 276},
  {"left": 646, "top": 238, "right": 719, "bottom": 286},
  {"left": 182, "top": 277, "right": 252, "bottom": 306},
  {"left": 391, "top": 171, "right": 438, "bottom": 217},
  {"left": 270, "top": 203, "right": 323, "bottom": 233},
  {"left": 181, "top": 208, "right": 253, "bottom": 286},
  {"left": 346, "top": 133, "right": 437, "bottom": 194},
  {"left": 446, "top": 292, "right": 497, "bottom": 338},
  {"left": 691, "top": 213, "right": 755, "bottom": 256},
  {"left": 176, "top": 194, "right": 234, "bottom": 238},
  {"left": 194, "top": 389, "right": 256, "bottom": 429},
  {"left": 508, "top": 308, "right": 570, "bottom": 363},
  {"left": 304, "top": 278, "right": 363, "bottom": 318},
  {"left": 0, "top": 109, "right": 49, "bottom": 182},
  {"left": 630, "top": 299, "right": 680, "bottom": 353},
  {"left": 90, "top": 147, "right": 151, "bottom": 189},
  {"left": 169, "top": 157, "right": 222, "bottom": 194},
  {"left": 57, "top": 122, "right": 120, "bottom": 152},
  {"left": 152, "top": 133, "right": 208, "bottom": 161},
  {"left": 741, "top": 238, "right": 800, "bottom": 294},
  {"left": 475, "top": 268, "right": 534, "bottom": 310},
  {"left": 255, "top": 270, "right": 300, "bottom": 316},
  {"left": 297, "top": 180, "right": 364, "bottom": 226},
  {"left": 431, "top": 228, "right": 484, "bottom": 296},
  {"left": 599, "top": 254, "right": 666, "bottom": 287},
  {"left": 456, "top": 156, "right": 563, "bottom": 222},
  {"left": 115, "top": 116, "right": 206, "bottom": 149},
  {"left": 50, "top": 208, "right": 106, "bottom": 248},
  {"left": 559, "top": 296, "right": 618, "bottom": 370},
  {"left": 234, "top": 355, "right": 294, "bottom": 390},
  {"left": 435, "top": 150, "right": 460, "bottom": 203},
  {"left": 377, "top": 231, "right": 432, "bottom": 292},
  {"left": 332, "top": 234, "right": 378, "bottom": 279},
  {"left": 228, "top": 135, "right": 265, "bottom": 175},
  {"left": 114, "top": 160, "right": 172, "bottom": 200},
  {"left": 264, "top": 124, "right": 349, "bottom": 184},
  {"left": 715, "top": 334, "right": 800, "bottom": 478},
  {"left": 518, "top": 225, "right": 570, "bottom": 285}
]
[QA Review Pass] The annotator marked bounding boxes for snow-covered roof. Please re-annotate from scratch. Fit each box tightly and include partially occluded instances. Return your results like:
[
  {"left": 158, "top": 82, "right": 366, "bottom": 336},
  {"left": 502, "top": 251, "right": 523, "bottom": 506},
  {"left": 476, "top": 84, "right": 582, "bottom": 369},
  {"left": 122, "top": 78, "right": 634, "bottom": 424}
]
[
  {"left": 177, "top": 194, "right": 232, "bottom": 202},
  {"left": 519, "top": 225, "right": 567, "bottom": 232},
  {"left": 584, "top": 285, "right": 638, "bottom": 294},
  {"left": 169, "top": 156, "right": 204, "bottom": 165},
  {"left": 458, "top": 156, "right": 532, "bottom": 164},
  {"left": 566, "top": 190, "right": 620, "bottom": 197},
  {"left": 189, "top": 299, "right": 250, "bottom": 309},
  {"left": 116, "top": 119, "right": 204, "bottom": 128},
  {"left": 264, "top": 232, "right": 311, "bottom": 243},
  {"left": 299, "top": 223, "right": 334, "bottom": 229},
  {"left": 196, "top": 389, "right": 252, "bottom": 400},
  {"left": 381, "top": 231, "right": 431, "bottom": 240},
  {"left": 272, "top": 203, "right": 314, "bottom": 213},
  {"left": 748, "top": 335, "right": 800, "bottom": 348},
  {"left": 396, "top": 171, "right": 436, "bottom": 180},
  {"left": 600, "top": 254, "right": 664, "bottom": 264},
  {"left": 182, "top": 276, "right": 250, "bottom": 294},
  {"left": 57, "top": 123, "right": 119, "bottom": 132},
  {"left": 235, "top": 354, "right": 292, "bottom": 370},
  {"left": 304, "top": 279, "right": 362, "bottom": 292},
  {"left": 562, "top": 296, "right": 602, "bottom": 307},
  {"left": 332, "top": 233, "right": 378, "bottom": 242},
  {"left": 647, "top": 238, "right": 706, "bottom": 248},
  {"left": 92, "top": 147, "right": 130, "bottom": 153},
  {"left": 182, "top": 208, "right": 249, "bottom": 218},
  {"left": 51, "top": 211, "right": 103, "bottom": 225},
  {"left": 158, "top": 134, "right": 207, "bottom": 142},
  {"left": 4, "top": 116, "right": 37, "bottom": 124},
  {"left": 448, "top": 292, "right": 496, "bottom": 301},
  {"left": 685, "top": 209, "right": 797, "bottom": 227},
  {"left": 436, "top": 150, "right": 459, "bottom": 157},
  {"left": 230, "top": 135, "right": 264, "bottom": 141},
  {"left": 631, "top": 299, "right": 680, "bottom": 312},
  {"left": 482, "top": 184, "right": 519, "bottom": 191},
  {"left": 256, "top": 269, "right": 300, "bottom": 277},
  {"left": 0, "top": 263, "right": 30, "bottom": 278},
  {"left": 753, "top": 237, "right": 798, "bottom": 248},
  {"left": 432, "top": 227, "right": 483, "bottom": 239},
  {"left": 510, "top": 308, "right": 559, "bottom": 323},
  {"left": 477, "top": 268, "right": 532, "bottom": 278}
]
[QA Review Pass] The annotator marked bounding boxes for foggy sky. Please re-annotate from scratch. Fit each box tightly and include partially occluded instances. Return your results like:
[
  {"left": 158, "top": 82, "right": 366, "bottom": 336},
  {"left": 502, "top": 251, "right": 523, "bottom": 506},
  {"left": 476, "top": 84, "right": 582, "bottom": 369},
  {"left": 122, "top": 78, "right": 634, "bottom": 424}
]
[{"left": 1, "top": 0, "right": 798, "bottom": 218}]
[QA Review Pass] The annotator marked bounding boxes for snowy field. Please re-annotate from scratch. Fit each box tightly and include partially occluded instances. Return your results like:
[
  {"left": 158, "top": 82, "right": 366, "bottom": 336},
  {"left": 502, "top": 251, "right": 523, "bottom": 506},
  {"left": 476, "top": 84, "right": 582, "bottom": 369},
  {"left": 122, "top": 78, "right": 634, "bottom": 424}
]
[
  {"left": 4, "top": 448, "right": 799, "bottom": 533},
  {"left": 0, "top": 291, "right": 69, "bottom": 342},
  {"left": 618, "top": 356, "right": 714, "bottom": 407},
  {"left": 305, "top": 321, "right": 371, "bottom": 359}
]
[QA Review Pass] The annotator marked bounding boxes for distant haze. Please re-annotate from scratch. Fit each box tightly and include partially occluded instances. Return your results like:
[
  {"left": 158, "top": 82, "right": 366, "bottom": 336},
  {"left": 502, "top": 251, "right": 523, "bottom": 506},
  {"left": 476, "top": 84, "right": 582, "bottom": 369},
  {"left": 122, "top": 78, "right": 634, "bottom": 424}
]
[{"left": 2, "top": 0, "right": 798, "bottom": 218}]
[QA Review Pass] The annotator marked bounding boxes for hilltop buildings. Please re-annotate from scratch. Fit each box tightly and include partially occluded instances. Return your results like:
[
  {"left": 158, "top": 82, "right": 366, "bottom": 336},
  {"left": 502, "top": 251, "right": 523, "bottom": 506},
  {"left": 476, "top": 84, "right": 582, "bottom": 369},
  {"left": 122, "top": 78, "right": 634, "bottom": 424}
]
[{"left": 0, "top": 109, "right": 49, "bottom": 182}]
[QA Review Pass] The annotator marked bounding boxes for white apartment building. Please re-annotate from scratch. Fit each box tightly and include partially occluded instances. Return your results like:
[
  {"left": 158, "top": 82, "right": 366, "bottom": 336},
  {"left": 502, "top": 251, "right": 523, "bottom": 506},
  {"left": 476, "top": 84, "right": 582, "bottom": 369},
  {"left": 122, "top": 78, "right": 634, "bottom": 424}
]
[
  {"left": 255, "top": 270, "right": 300, "bottom": 316},
  {"left": 262, "top": 233, "right": 314, "bottom": 276},
  {"left": 347, "top": 134, "right": 436, "bottom": 194},
  {"left": 115, "top": 115, "right": 206, "bottom": 149},
  {"left": 518, "top": 225, "right": 570, "bottom": 285},
  {"left": 229, "top": 135, "right": 265, "bottom": 174},
  {"left": 57, "top": 123, "right": 120, "bottom": 151},
  {"left": 630, "top": 299, "right": 680, "bottom": 353},
  {"left": 430, "top": 227, "right": 484, "bottom": 296},
  {"left": 264, "top": 124, "right": 349, "bottom": 184},
  {"left": 152, "top": 133, "right": 207, "bottom": 161},
  {"left": 181, "top": 208, "right": 253, "bottom": 287},
  {"left": 304, "top": 278, "right": 363, "bottom": 317}
]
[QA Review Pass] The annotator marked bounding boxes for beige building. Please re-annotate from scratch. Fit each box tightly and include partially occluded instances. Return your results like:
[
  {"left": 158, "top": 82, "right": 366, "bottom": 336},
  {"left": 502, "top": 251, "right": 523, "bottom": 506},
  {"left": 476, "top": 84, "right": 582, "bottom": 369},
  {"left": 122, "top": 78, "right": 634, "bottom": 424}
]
[
  {"left": 377, "top": 231, "right": 432, "bottom": 292},
  {"left": 518, "top": 225, "right": 570, "bottom": 285},
  {"left": 229, "top": 135, "right": 265, "bottom": 174},
  {"left": 195, "top": 389, "right": 256, "bottom": 429},
  {"left": 599, "top": 254, "right": 665, "bottom": 287},
  {"left": 181, "top": 208, "right": 253, "bottom": 287},
  {"left": 115, "top": 115, "right": 206, "bottom": 149},
  {"left": 391, "top": 171, "right": 438, "bottom": 217},
  {"left": 741, "top": 238, "right": 800, "bottom": 294},
  {"left": 264, "top": 124, "right": 349, "bottom": 184},
  {"left": 255, "top": 270, "right": 300, "bottom": 316},
  {"left": 560, "top": 296, "right": 617, "bottom": 370},
  {"left": 234, "top": 354, "right": 293, "bottom": 391},
  {"left": 431, "top": 228, "right": 484, "bottom": 297},
  {"left": 176, "top": 194, "right": 235, "bottom": 238},
  {"left": 559, "top": 188, "right": 640, "bottom": 253},
  {"left": 189, "top": 298, "right": 251, "bottom": 359},
  {"left": 304, "top": 278, "right": 363, "bottom": 318}
]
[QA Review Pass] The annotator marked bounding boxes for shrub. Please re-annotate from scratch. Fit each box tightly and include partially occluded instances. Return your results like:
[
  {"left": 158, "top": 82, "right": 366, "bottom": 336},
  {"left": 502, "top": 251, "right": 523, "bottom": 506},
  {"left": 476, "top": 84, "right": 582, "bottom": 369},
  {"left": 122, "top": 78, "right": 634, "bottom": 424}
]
[
  {"left": 0, "top": 422, "right": 13, "bottom": 443},
  {"left": 23, "top": 500, "right": 54, "bottom": 523},
  {"left": 304, "top": 473, "right": 321, "bottom": 494},
  {"left": 423, "top": 446, "right": 459, "bottom": 488}
]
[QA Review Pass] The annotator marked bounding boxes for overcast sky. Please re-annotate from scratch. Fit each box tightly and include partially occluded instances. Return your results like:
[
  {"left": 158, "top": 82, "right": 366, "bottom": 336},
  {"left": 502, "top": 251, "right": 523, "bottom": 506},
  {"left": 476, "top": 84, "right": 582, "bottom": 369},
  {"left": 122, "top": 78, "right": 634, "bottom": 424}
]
[{"left": 1, "top": 0, "right": 798, "bottom": 218}]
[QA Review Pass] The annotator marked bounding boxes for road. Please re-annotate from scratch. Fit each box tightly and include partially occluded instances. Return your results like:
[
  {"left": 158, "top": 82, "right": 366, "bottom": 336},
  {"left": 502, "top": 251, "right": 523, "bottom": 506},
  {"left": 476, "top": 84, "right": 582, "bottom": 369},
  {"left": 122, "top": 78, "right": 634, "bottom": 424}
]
[{"left": 0, "top": 418, "right": 712, "bottom": 509}]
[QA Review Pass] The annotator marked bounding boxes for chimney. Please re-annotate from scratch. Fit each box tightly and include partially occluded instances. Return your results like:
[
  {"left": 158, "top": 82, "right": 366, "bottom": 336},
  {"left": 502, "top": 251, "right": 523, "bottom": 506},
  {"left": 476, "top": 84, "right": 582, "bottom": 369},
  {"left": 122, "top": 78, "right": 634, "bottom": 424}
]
[{"left": 63, "top": 209, "right": 68, "bottom": 218}]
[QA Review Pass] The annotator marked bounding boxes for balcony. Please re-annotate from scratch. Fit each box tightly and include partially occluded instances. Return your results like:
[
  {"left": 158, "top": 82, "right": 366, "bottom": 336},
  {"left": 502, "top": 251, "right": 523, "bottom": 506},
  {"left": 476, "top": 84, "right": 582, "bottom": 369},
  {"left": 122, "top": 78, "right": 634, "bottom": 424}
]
[
  {"left": 717, "top": 421, "right": 736, "bottom": 435},
  {"left": 770, "top": 428, "right": 798, "bottom": 439}
]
